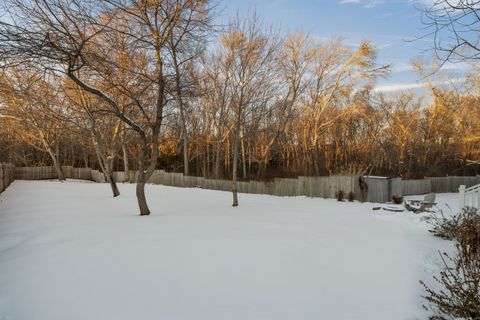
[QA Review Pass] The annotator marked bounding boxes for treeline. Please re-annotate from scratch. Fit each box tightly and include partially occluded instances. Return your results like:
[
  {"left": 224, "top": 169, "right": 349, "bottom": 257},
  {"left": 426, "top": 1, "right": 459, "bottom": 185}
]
[
  {"left": 0, "top": 0, "right": 479, "bottom": 213},
  {"left": 2, "top": 84, "right": 480, "bottom": 179}
]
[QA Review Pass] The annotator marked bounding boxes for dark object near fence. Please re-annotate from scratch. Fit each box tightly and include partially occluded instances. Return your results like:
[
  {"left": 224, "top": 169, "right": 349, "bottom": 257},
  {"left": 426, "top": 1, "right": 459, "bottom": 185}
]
[
  {"left": 392, "top": 196, "right": 404, "bottom": 204},
  {"left": 359, "top": 176, "right": 368, "bottom": 202},
  {"left": 348, "top": 191, "right": 355, "bottom": 202},
  {"left": 336, "top": 190, "right": 345, "bottom": 202}
]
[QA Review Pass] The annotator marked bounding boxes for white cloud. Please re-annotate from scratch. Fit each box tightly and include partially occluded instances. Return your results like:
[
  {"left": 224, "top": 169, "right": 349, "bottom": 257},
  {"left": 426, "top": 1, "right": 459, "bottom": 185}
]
[
  {"left": 339, "top": 0, "right": 360, "bottom": 4},
  {"left": 409, "top": 0, "right": 438, "bottom": 8},
  {"left": 341, "top": 0, "right": 437, "bottom": 9},
  {"left": 392, "top": 62, "right": 415, "bottom": 73},
  {"left": 440, "top": 61, "right": 472, "bottom": 71},
  {"left": 363, "top": 0, "right": 384, "bottom": 8},
  {"left": 391, "top": 61, "right": 472, "bottom": 73},
  {"left": 376, "top": 43, "right": 392, "bottom": 50},
  {"left": 338, "top": 0, "right": 383, "bottom": 7},
  {"left": 374, "top": 78, "right": 464, "bottom": 93},
  {"left": 374, "top": 82, "right": 425, "bottom": 92}
]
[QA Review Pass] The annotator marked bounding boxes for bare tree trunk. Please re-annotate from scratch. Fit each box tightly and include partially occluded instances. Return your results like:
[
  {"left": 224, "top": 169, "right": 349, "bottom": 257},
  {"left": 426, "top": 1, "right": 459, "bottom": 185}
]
[
  {"left": 122, "top": 140, "right": 129, "bottom": 178},
  {"left": 136, "top": 143, "right": 154, "bottom": 216},
  {"left": 52, "top": 157, "right": 66, "bottom": 181},
  {"left": 232, "top": 120, "right": 241, "bottom": 207},
  {"left": 313, "top": 144, "right": 321, "bottom": 176},
  {"left": 241, "top": 127, "right": 247, "bottom": 179},
  {"left": 214, "top": 122, "right": 225, "bottom": 179},
  {"left": 136, "top": 178, "right": 149, "bottom": 216},
  {"left": 92, "top": 136, "right": 120, "bottom": 198},
  {"left": 49, "top": 146, "right": 66, "bottom": 181},
  {"left": 82, "top": 145, "right": 89, "bottom": 168},
  {"left": 71, "top": 145, "right": 75, "bottom": 166},
  {"left": 106, "top": 157, "right": 120, "bottom": 197},
  {"left": 214, "top": 143, "right": 221, "bottom": 179},
  {"left": 256, "top": 164, "right": 261, "bottom": 179},
  {"left": 170, "top": 43, "right": 190, "bottom": 176},
  {"left": 183, "top": 133, "right": 189, "bottom": 176},
  {"left": 108, "top": 173, "right": 120, "bottom": 197},
  {"left": 205, "top": 136, "right": 210, "bottom": 177}
]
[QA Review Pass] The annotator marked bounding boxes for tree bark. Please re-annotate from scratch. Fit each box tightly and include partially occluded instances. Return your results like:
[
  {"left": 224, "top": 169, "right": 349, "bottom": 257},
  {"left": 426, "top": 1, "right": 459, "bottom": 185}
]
[
  {"left": 49, "top": 147, "right": 66, "bottom": 181},
  {"left": 214, "top": 142, "right": 222, "bottom": 179},
  {"left": 53, "top": 158, "right": 66, "bottom": 181},
  {"left": 136, "top": 175, "right": 150, "bottom": 216},
  {"left": 108, "top": 173, "right": 120, "bottom": 197},
  {"left": 135, "top": 140, "right": 157, "bottom": 216},
  {"left": 92, "top": 135, "right": 120, "bottom": 198},
  {"left": 122, "top": 139, "right": 130, "bottom": 180},
  {"left": 232, "top": 118, "right": 241, "bottom": 207},
  {"left": 241, "top": 127, "right": 247, "bottom": 179},
  {"left": 183, "top": 133, "right": 189, "bottom": 176}
]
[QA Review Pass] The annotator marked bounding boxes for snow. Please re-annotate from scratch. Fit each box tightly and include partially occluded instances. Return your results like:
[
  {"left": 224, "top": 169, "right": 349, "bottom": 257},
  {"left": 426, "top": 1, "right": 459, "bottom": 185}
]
[{"left": 0, "top": 180, "right": 457, "bottom": 320}]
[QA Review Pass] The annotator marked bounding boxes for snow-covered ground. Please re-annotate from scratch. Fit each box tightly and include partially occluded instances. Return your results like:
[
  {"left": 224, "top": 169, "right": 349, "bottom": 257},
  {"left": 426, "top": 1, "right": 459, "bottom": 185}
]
[{"left": 0, "top": 180, "right": 457, "bottom": 320}]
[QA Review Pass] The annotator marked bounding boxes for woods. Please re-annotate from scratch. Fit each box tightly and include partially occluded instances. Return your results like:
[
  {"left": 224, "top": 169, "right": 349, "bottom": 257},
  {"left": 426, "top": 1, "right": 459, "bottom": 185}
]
[{"left": 0, "top": 0, "right": 479, "bottom": 213}]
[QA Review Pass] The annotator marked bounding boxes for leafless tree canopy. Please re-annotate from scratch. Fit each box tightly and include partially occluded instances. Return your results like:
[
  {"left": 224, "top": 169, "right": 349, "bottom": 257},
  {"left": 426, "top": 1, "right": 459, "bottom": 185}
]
[{"left": 421, "top": 0, "right": 480, "bottom": 62}]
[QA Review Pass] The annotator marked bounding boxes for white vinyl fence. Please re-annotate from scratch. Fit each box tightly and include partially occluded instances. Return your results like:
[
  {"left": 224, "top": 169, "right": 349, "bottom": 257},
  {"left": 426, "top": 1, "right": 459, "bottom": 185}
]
[{"left": 459, "top": 184, "right": 480, "bottom": 210}]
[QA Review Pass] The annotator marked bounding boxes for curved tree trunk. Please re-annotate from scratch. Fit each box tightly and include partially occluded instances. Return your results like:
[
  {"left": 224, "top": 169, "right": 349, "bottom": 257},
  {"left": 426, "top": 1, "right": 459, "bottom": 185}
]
[
  {"left": 93, "top": 139, "right": 120, "bottom": 198},
  {"left": 136, "top": 176, "right": 150, "bottom": 216},
  {"left": 135, "top": 143, "right": 156, "bottom": 216},
  {"left": 107, "top": 173, "right": 120, "bottom": 197},
  {"left": 53, "top": 159, "right": 66, "bottom": 181},
  {"left": 49, "top": 148, "right": 66, "bottom": 181}
]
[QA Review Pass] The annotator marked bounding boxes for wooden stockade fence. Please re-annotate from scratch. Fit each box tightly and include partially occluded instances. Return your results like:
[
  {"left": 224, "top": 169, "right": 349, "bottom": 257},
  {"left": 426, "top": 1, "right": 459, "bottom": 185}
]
[
  {"left": 115, "top": 170, "right": 360, "bottom": 199},
  {"left": 12, "top": 166, "right": 361, "bottom": 200},
  {"left": 15, "top": 166, "right": 93, "bottom": 181},
  {"left": 7, "top": 165, "right": 480, "bottom": 203},
  {"left": 0, "top": 163, "right": 15, "bottom": 193}
]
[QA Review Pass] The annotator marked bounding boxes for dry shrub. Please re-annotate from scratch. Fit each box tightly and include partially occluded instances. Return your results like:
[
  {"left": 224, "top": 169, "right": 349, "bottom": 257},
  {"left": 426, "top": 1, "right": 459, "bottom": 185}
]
[
  {"left": 336, "top": 190, "right": 345, "bottom": 202},
  {"left": 428, "top": 208, "right": 479, "bottom": 241},
  {"left": 457, "top": 213, "right": 480, "bottom": 264},
  {"left": 421, "top": 246, "right": 480, "bottom": 320},
  {"left": 392, "top": 195, "right": 404, "bottom": 204},
  {"left": 421, "top": 208, "right": 480, "bottom": 319},
  {"left": 348, "top": 191, "right": 355, "bottom": 202}
]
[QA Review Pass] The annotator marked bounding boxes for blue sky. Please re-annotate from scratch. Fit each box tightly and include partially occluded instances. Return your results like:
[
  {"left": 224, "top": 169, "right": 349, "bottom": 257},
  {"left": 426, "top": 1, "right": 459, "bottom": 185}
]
[{"left": 219, "top": 0, "right": 471, "bottom": 93}]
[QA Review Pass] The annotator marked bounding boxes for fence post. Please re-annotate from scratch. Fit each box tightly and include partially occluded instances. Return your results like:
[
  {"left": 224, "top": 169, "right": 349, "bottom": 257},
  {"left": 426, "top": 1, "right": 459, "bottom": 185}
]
[
  {"left": 459, "top": 185, "right": 466, "bottom": 210},
  {"left": 477, "top": 187, "right": 480, "bottom": 209}
]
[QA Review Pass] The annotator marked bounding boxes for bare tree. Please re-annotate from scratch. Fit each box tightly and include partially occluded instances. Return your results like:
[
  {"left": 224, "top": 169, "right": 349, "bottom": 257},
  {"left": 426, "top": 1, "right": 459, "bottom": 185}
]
[
  {"left": 218, "top": 13, "right": 280, "bottom": 206},
  {"left": 0, "top": 0, "right": 212, "bottom": 215},
  {"left": 64, "top": 81, "right": 122, "bottom": 197},
  {"left": 254, "top": 32, "right": 310, "bottom": 178},
  {"left": 0, "top": 68, "right": 68, "bottom": 180},
  {"left": 421, "top": 0, "right": 480, "bottom": 63},
  {"left": 166, "top": 6, "right": 211, "bottom": 176}
]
